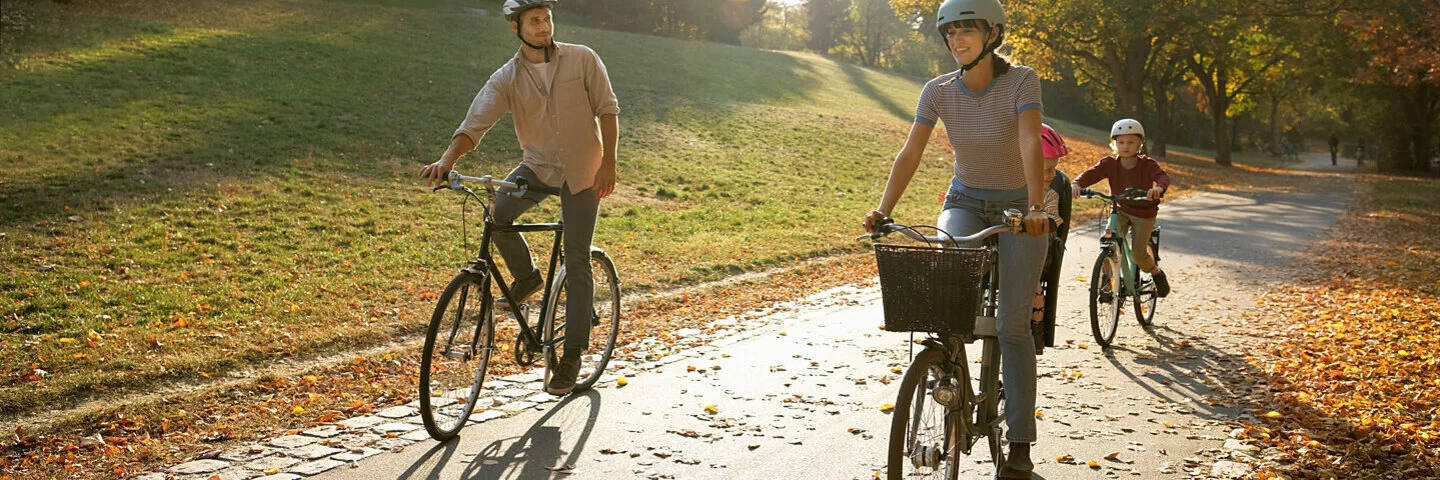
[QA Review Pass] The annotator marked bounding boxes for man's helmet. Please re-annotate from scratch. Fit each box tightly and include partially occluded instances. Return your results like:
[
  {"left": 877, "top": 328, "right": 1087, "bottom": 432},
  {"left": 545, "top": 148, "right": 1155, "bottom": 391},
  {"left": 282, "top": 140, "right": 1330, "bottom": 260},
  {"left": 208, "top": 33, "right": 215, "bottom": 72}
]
[
  {"left": 503, "top": 0, "right": 556, "bottom": 22},
  {"left": 1041, "top": 124, "right": 1069, "bottom": 159},
  {"left": 1110, "top": 119, "right": 1145, "bottom": 139}
]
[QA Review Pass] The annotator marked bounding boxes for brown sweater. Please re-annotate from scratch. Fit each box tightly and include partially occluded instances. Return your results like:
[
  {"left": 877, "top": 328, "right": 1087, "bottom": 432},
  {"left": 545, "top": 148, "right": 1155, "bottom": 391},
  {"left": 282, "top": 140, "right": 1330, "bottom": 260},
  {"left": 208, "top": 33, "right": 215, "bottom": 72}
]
[{"left": 1073, "top": 154, "right": 1171, "bottom": 218}]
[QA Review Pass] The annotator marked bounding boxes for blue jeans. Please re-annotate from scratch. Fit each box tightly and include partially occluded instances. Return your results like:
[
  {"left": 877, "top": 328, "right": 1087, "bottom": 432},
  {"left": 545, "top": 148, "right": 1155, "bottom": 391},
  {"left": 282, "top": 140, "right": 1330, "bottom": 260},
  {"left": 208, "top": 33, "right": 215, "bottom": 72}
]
[{"left": 938, "top": 190, "right": 1048, "bottom": 443}]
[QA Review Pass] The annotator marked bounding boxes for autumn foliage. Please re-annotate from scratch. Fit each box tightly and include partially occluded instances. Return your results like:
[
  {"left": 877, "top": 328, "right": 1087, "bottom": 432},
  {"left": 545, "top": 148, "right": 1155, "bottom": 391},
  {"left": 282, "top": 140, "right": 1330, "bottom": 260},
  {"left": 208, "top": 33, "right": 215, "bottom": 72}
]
[{"left": 1243, "top": 176, "right": 1440, "bottom": 478}]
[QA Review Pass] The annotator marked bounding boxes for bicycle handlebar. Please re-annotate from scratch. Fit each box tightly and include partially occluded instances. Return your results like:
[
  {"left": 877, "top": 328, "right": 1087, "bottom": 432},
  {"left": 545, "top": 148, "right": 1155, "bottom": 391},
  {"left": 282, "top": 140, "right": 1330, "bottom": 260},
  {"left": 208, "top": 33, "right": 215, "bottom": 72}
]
[
  {"left": 1079, "top": 187, "right": 1151, "bottom": 202},
  {"left": 434, "top": 170, "right": 562, "bottom": 197},
  {"left": 857, "top": 209, "right": 1025, "bottom": 246}
]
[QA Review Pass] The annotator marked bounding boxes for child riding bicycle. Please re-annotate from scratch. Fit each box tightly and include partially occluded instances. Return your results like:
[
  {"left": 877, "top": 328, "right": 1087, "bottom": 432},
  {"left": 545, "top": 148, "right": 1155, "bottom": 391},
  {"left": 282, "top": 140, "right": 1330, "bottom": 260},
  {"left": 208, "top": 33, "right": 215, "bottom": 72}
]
[{"left": 1070, "top": 119, "right": 1172, "bottom": 297}]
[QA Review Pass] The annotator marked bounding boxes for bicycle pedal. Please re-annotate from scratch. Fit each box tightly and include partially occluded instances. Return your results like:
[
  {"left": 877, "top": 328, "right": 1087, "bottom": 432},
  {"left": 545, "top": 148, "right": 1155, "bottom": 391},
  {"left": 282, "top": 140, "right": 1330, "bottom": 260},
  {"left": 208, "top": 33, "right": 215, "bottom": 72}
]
[
  {"left": 443, "top": 347, "right": 471, "bottom": 360},
  {"left": 1097, "top": 293, "right": 1114, "bottom": 303}
]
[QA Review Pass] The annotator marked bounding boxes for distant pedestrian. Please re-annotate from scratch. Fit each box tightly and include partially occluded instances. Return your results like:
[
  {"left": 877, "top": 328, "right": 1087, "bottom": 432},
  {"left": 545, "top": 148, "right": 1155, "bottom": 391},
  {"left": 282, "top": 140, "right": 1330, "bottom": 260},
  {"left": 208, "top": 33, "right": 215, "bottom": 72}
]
[
  {"left": 1329, "top": 133, "right": 1339, "bottom": 165},
  {"left": 1357, "top": 138, "right": 1366, "bottom": 166}
]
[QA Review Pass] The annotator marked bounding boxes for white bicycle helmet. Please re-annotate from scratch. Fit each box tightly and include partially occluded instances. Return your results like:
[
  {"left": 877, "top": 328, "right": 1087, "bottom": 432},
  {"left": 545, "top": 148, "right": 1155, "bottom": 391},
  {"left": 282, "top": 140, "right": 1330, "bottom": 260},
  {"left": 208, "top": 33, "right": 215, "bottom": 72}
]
[
  {"left": 503, "top": 0, "right": 556, "bottom": 21},
  {"left": 1110, "top": 119, "right": 1145, "bottom": 139}
]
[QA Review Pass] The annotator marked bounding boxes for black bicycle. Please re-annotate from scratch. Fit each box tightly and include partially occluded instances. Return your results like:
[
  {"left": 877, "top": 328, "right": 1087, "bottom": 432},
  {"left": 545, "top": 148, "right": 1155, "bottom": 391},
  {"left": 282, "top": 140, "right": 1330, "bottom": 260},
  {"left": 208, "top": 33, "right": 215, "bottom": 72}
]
[
  {"left": 419, "top": 170, "right": 622, "bottom": 441},
  {"left": 862, "top": 211, "right": 1023, "bottom": 479}
]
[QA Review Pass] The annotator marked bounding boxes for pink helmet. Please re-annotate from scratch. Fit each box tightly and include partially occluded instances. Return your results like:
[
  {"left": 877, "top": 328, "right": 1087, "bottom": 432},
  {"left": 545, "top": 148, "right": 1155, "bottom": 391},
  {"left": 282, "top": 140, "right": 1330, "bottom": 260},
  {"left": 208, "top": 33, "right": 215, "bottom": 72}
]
[{"left": 1041, "top": 123, "right": 1069, "bottom": 159}]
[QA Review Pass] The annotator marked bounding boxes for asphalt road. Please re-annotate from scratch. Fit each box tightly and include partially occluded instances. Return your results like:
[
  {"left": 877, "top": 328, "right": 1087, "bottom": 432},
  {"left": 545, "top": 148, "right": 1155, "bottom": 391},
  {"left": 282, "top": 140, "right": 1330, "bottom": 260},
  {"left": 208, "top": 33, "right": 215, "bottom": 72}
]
[{"left": 310, "top": 181, "right": 1353, "bottom": 480}]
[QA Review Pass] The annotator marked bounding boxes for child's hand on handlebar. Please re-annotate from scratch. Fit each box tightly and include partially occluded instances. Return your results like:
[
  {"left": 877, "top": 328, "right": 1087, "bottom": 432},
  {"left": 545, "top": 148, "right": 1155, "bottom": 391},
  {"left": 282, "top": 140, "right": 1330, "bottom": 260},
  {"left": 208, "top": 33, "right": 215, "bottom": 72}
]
[{"left": 1147, "top": 186, "right": 1165, "bottom": 202}]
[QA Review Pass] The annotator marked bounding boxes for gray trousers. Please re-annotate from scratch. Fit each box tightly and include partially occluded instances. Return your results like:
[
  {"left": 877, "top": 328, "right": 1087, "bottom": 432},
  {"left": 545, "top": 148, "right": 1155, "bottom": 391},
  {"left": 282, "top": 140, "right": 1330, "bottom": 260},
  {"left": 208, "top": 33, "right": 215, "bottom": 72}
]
[
  {"left": 493, "top": 165, "right": 598, "bottom": 360},
  {"left": 938, "top": 191, "right": 1048, "bottom": 443}
]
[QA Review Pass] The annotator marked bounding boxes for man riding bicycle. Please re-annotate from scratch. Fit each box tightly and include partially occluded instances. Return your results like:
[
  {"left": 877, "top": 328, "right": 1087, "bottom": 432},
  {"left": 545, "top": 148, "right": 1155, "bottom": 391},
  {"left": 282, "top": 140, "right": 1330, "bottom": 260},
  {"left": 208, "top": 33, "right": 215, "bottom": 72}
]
[{"left": 420, "top": 0, "right": 620, "bottom": 395}]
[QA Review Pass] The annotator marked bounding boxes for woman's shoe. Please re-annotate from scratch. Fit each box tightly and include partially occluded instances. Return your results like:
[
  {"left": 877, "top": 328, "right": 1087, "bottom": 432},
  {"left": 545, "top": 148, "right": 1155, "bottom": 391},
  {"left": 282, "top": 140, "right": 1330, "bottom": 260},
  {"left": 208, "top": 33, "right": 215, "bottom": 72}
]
[{"left": 996, "top": 442, "right": 1033, "bottom": 479}]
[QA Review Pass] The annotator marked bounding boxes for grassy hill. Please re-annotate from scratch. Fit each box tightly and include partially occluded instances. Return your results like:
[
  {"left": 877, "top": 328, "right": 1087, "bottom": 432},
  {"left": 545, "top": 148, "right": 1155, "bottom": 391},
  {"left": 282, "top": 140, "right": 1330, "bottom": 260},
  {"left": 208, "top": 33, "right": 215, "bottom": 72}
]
[
  {"left": 0, "top": 0, "right": 1277, "bottom": 419},
  {"left": 0, "top": 0, "right": 954, "bottom": 417}
]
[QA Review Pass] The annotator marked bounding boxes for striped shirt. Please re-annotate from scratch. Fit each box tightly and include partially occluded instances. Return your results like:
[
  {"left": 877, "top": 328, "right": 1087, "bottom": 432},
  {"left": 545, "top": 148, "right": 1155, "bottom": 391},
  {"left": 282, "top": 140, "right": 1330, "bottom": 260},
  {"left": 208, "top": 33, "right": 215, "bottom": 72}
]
[{"left": 915, "top": 66, "right": 1042, "bottom": 199}]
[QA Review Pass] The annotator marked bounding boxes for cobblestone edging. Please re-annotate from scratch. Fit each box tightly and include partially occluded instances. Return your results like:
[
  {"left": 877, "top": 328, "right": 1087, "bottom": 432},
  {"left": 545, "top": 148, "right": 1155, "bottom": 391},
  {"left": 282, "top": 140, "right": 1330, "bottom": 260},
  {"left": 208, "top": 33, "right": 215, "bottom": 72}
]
[{"left": 132, "top": 285, "right": 879, "bottom": 480}]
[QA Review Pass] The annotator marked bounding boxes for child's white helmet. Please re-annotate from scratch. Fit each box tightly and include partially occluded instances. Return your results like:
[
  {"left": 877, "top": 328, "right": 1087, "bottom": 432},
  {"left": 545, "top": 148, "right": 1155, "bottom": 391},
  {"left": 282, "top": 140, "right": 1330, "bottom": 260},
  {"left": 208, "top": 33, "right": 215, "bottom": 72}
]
[{"left": 1110, "top": 119, "right": 1145, "bottom": 139}]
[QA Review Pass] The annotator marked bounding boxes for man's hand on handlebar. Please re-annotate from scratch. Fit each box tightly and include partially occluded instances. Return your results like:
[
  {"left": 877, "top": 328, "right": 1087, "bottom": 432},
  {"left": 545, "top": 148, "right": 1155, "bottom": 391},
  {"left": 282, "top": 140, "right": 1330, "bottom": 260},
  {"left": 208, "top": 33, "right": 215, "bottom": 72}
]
[{"left": 421, "top": 160, "right": 454, "bottom": 189}]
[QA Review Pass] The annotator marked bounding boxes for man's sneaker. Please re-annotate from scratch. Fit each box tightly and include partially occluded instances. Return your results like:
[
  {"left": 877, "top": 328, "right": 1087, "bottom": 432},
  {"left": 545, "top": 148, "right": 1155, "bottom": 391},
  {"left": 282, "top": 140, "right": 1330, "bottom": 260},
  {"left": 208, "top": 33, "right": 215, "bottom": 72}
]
[
  {"left": 546, "top": 358, "right": 580, "bottom": 395},
  {"left": 496, "top": 271, "right": 543, "bottom": 311},
  {"left": 1152, "top": 270, "right": 1171, "bottom": 297}
]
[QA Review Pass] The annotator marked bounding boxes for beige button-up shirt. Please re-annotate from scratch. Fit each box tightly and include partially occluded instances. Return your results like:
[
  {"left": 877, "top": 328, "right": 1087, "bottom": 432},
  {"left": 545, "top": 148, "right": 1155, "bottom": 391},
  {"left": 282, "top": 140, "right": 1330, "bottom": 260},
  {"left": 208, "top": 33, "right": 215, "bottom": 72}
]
[{"left": 454, "top": 42, "right": 620, "bottom": 194}]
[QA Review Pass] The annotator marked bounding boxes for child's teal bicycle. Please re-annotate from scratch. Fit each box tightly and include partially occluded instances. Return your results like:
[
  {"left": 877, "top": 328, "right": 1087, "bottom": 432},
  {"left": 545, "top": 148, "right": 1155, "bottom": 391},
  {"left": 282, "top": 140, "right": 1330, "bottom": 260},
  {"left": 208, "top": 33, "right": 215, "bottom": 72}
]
[{"left": 1080, "top": 188, "right": 1162, "bottom": 348}]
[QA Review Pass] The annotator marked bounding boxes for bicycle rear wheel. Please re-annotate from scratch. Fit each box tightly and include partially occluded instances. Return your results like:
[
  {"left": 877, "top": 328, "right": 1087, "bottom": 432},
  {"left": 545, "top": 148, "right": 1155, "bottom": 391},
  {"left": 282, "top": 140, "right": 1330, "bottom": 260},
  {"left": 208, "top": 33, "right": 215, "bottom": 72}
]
[
  {"left": 419, "top": 271, "right": 497, "bottom": 441},
  {"left": 1134, "top": 275, "right": 1158, "bottom": 326},
  {"left": 888, "top": 348, "right": 961, "bottom": 480},
  {"left": 1089, "top": 247, "right": 1123, "bottom": 348},
  {"left": 543, "top": 249, "right": 622, "bottom": 392}
]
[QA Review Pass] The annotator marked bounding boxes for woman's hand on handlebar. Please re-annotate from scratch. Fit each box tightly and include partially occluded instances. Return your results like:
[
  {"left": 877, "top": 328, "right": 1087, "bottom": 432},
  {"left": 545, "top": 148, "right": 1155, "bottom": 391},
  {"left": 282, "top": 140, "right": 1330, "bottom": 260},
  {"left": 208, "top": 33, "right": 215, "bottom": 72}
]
[
  {"left": 863, "top": 209, "right": 890, "bottom": 234},
  {"left": 1023, "top": 210, "right": 1050, "bottom": 237},
  {"left": 421, "top": 159, "right": 455, "bottom": 189}
]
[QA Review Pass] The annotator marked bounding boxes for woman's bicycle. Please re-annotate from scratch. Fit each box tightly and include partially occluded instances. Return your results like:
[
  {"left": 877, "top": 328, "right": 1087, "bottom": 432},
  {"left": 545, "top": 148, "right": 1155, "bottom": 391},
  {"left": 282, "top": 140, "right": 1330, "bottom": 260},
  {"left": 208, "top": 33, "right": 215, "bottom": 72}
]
[
  {"left": 862, "top": 211, "right": 1024, "bottom": 479},
  {"left": 419, "top": 170, "right": 622, "bottom": 441},
  {"left": 1080, "top": 187, "right": 1161, "bottom": 348}
]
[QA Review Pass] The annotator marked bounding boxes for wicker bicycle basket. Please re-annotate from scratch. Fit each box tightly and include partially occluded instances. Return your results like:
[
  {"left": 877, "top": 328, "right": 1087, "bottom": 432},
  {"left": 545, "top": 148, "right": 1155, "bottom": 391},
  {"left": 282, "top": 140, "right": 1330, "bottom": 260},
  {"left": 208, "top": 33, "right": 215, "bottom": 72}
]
[{"left": 873, "top": 243, "right": 991, "bottom": 333}]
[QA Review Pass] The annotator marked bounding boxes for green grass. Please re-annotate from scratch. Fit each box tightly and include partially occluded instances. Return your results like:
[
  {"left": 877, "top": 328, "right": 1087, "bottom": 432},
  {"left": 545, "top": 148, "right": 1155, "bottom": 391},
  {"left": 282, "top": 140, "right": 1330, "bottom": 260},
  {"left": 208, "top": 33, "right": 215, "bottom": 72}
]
[{"left": 0, "top": 0, "right": 949, "bottom": 417}]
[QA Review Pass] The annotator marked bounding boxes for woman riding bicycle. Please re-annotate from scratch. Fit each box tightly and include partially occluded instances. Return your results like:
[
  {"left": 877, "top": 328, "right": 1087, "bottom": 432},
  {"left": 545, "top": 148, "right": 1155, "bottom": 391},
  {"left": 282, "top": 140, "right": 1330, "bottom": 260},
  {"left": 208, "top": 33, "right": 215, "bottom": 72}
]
[{"left": 862, "top": 0, "right": 1049, "bottom": 477}]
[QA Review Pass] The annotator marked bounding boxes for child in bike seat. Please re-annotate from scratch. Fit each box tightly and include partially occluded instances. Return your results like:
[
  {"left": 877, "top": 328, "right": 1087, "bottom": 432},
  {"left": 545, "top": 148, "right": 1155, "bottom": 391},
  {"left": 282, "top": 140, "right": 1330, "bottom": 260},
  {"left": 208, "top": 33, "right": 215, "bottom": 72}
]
[
  {"left": 1032, "top": 124, "right": 1072, "bottom": 354},
  {"left": 1071, "top": 119, "right": 1172, "bottom": 297}
]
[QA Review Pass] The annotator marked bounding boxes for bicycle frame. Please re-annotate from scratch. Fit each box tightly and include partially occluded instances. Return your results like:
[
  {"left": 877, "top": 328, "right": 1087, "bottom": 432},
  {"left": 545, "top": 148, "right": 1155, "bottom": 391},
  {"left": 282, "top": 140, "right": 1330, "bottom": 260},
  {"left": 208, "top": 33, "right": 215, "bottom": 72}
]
[
  {"left": 457, "top": 185, "right": 568, "bottom": 356},
  {"left": 1100, "top": 204, "right": 1143, "bottom": 297}
]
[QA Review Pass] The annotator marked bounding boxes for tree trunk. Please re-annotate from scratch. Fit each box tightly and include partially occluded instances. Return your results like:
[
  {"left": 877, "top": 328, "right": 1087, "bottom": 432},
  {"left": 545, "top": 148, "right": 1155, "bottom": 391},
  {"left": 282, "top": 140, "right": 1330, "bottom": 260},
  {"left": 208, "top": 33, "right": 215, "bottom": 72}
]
[
  {"left": 1215, "top": 67, "right": 1238, "bottom": 166},
  {"left": 1149, "top": 75, "right": 1169, "bottom": 157}
]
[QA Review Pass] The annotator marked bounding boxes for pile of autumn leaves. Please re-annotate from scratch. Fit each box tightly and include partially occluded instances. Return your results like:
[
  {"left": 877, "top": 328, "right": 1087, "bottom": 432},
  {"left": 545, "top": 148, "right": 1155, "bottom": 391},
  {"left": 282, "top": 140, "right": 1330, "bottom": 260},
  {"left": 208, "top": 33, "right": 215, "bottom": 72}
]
[{"left": 1245, "top": 178, "right": 1439, "bottom": 479}]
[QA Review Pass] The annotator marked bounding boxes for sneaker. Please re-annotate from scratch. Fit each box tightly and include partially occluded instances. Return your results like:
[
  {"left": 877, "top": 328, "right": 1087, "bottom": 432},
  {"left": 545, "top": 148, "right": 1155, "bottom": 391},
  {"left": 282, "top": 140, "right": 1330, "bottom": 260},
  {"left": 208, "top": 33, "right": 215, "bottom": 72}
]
[
  {"left": 1152, "top": 270, "right": 1171, "bottom": 298},
  {"left": 546, "top": 358, "right": 580, "bottom": 395},
  {"left": 496, "top": 270, "right": 543, "bottom": 311}
]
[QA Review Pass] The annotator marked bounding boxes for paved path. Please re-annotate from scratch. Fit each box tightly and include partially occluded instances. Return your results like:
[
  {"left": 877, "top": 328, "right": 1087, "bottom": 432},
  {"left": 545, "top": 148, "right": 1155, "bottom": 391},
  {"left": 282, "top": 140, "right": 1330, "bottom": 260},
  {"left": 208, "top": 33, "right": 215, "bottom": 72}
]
[{"left": 142, "top": 178, "right": 1354, "bottom": 480}]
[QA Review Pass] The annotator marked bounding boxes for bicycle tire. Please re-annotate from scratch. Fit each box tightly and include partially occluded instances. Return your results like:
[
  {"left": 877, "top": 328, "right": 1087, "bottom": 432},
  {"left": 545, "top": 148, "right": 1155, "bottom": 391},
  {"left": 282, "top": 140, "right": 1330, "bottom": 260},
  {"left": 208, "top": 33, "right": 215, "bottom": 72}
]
[
  {"left": 888, "top": 348, "right": 961, "bottom": 480},
  {"left": 543, "top": 249, "right": 622, "bottom": 392},
  {"left": 419, "top": 271, "right": 496, "bottom": 441},
  {"left": 1089, "top": 247, "right": 1122, "bottom": 348},
  {"left": 1134, "top": 276, "right": 1158, "bottom": 327}
]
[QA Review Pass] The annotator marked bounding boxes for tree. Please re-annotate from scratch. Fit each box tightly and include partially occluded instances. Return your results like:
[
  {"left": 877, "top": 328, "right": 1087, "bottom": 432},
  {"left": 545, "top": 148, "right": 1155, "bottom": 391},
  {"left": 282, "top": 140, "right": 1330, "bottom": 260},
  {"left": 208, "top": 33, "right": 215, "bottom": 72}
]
[
  {"left": 835, "top": 0, "right": 909, "bottom": 67},
  {"left": 1179, "top": 0, "right": 1319, "bottom": 166},
  {"left": 1342, "top": 0, "right": 1440, "bottom": 174},
  {"left": 807, "top": 0, "right": 851, "bottom": 54}
]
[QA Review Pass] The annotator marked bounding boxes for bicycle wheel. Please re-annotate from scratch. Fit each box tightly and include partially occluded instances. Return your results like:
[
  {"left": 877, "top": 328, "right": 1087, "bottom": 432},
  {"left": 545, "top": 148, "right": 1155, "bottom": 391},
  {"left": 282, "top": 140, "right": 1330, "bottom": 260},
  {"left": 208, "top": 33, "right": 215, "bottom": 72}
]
[
  {"left": 419, "top": 271, "right": 497, "bottom": 441},
  {"left": 543, "top": 249, "right": 622, "bottom": 392},
  {"left": 1089, "top": 247, "right": 1123, "bottom": 348},
  {"left": 1133, "top": 275, "right": 1158, "bottom": 327},
  {"left": 974, "top": 335, "right": 1006, "bottom": 474},
  {"left": 888, "top": 348, "right": 961, "bottom": 480}
]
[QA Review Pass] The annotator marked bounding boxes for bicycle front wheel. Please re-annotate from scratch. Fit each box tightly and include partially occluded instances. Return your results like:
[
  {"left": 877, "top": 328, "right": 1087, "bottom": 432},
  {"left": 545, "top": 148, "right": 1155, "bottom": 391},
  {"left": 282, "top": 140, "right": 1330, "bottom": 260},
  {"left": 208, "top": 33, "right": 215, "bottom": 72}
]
[
  {"left": 419, "top": 271, "right": 496, "bottom": 441},
  {"left": 888, "top": 348, "right": 961, "bottom": 480},
  {"left": 543, "top": 249, "right": 622, "bottom": 392},
  {"left": 1089, "top": 247, "right": 1123, "bottom": 348}
]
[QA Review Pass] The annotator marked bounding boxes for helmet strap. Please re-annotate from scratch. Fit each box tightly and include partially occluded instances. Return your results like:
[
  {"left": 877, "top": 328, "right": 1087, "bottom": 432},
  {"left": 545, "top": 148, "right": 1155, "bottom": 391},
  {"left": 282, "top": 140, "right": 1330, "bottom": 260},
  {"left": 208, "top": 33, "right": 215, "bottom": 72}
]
[{"left": 516, "top": 22, "right": 554, "bottom": 63}]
